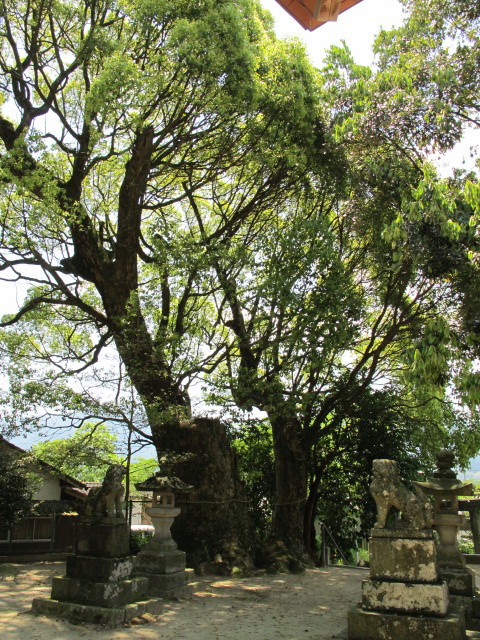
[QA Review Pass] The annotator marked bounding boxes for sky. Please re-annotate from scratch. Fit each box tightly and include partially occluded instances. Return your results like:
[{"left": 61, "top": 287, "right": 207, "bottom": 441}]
[{"left": 5, "top": 0, "right": 480, "bottom": 475}]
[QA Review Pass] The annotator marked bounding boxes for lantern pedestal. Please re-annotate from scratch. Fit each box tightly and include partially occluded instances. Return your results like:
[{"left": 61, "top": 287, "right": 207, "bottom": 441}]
[{"left": 148, "top": 505, "right": 181, "bottom": 547}]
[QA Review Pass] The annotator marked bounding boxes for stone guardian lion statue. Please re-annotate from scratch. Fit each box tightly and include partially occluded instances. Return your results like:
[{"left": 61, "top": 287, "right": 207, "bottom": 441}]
[
  {"left": 370, "top": 459, "right": 433, "bottom": 530},
  {"left": 83, "top": 464, "right": 127, "bottom": 519}
]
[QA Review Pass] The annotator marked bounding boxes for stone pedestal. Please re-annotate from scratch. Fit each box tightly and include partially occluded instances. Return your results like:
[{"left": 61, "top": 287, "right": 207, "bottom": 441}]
[
  {"left": 133, "top": 506, "right": 192, "bottom": 598},
  {"left": 348, "top": 529, "right": 466, "bottom": 640},
  {"left": 32, "top": 518, "right": 163, "bottom": 626},
  {"left": 459, "top": 499, "right": 480, "bottom": 555}
]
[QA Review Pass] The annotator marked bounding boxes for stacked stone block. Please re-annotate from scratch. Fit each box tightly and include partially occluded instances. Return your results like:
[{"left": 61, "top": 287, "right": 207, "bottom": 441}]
[
  {"left": 445, "top": 563, "right": 480, "bottom": 631},
  {"left": 32, "top": 519, "right": 163, "bottom": 626},
  {"left": 348, "top": 528, "right": 466, "bottom": 640},
  {"left": 134, "top": 539, "right": 193, "bottom": 598}
]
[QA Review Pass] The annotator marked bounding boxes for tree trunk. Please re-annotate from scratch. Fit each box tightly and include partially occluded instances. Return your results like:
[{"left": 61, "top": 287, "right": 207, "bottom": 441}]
[
  {"left": 304, "top": 477, "right": 321, "bottom": 564},
  {"left": 103, "top": 305, "right": 252, "bottom": 572},
  {"left": 269, "top": 415, "right": 309, "bottom": 564},
  {"left": 156, "top": 417, "right": 255, "bottom": 574}
]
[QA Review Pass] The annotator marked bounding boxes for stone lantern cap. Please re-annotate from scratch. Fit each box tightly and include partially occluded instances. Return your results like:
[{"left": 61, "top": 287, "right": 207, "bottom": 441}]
[
  {"left": 134, "top": 467, "right": 192, "bottom": 494},
  {"left": 414, "top": 449, "right": 473, "bottom": 497},
  {"left": 415, "top": 478, "right": 473, "bottom": 495}
]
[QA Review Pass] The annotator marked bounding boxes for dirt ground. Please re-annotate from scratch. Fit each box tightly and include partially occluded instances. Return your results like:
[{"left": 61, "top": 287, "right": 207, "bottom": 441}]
[{"left": 0, "top": 561, "right": 368, "bottom": 639}]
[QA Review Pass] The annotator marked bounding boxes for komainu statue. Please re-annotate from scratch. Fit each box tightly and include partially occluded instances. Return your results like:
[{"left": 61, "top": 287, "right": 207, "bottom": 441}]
[
  {"left": 370, "top": 459, "right": 433, "bottom": 530},
  {"left": 83, "top": 464, "right": 127, "bottom": 519}
]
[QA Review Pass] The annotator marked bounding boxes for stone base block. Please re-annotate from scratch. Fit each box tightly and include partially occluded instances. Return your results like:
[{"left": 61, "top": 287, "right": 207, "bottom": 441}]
[
  {"left": 51, "top": 575, "right": 149, "bottom": 608},
  {"left": 371, "top": 528, "right": 433, "bottom": 539},
  {"left": 453, "top": 594, "right": 480, "bottom": 631},
  {"left": 135, "top": 548, "right": 186, "bottom": 574},
  {"left": 441, "top": 567, "right": 476, "bottom": 596},
  {"left": 148, "top": 571, "right": 190, "bottom": 597},
  {"left": 32, "top": 596, "right": 163, "bottom": 627},
  {"left": 347, "top": 606, "right": 465, "bottom": 640},
  {"left": 159, "top": 584, "right": 194, "bottom": 600},
  {"left": 450, "top": 594, "right": 473, "bottom": 618},
  {"left": 66, "top": 555, "right": 134, "bottom": 582},
  {"left": 361, "top": 578, "right": 449, "bottom": 615},
  {"left": 444, "top": 592, "right": 480, "bottom": 630},
  {"left": 75, "top": 520, "right": 130, "bottom": 558},
  {"left": 369, "top": 535, "right": 438, "bottom": 583}
]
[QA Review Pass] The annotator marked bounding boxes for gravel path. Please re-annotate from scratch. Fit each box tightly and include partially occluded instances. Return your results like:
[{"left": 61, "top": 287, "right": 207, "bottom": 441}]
[{"left": 0, "top": 562, "right": 368, "bottom": 639}]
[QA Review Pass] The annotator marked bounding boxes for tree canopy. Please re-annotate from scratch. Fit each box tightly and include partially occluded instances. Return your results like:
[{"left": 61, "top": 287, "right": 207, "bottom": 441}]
[
  {"left": 31, "top": 423, "right": 121, "bottom": 482},
  {"left": 0, "top": 0, "right": 479, "bottom": 565},
  {"left": 31, "top": 422, "right": 158, "bottom": 485}
]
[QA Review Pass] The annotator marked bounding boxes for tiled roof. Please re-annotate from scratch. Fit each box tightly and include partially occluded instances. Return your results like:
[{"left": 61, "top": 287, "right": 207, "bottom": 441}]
[{"left": 274, "top": 0, "right": 364, "bottom": 31}]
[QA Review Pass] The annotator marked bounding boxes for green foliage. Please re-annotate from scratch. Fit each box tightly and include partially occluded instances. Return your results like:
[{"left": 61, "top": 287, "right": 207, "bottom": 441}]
[
  {"left": 0, "top": 0, "right": 332, "bottom": 436},
  {"left": 129, "top": 458, "right": 159, "bottom": 486},
  {"left": 31, "top": 423, "right": 122, "bottom": 482},
  {"left": 129, "top": 530, "right": 154, "bottom": 555},
  {"left": 457, "top": 535, "right": 474, "bottom": 555},
  {"left": 30, "top": 423, "right": 158, "bottom": 486},
  {"left": 0, "top": 444, "right": 34, "bottom": 527},
  {"left": 230, "top": 420, "right": 275, "bottom": 538}
]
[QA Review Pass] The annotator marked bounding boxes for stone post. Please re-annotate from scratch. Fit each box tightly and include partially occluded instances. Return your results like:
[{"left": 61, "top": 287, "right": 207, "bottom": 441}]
[{"left": 459, "top": 498, "right": 480, "bottom": 555}]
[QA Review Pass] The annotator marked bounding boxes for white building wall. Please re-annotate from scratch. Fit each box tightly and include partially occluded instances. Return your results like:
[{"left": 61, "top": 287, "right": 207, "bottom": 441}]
[{"left": 33, "top": 473, "right": 62, "bottom": 500}]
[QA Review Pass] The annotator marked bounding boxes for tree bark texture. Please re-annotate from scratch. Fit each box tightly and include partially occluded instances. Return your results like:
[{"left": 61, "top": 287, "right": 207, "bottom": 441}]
[
  {"left": 157, "top": 417, "right": 255, "bottom": 573},
  {"left": 269, "top": 415, "right": 309, "bottom": 562}
]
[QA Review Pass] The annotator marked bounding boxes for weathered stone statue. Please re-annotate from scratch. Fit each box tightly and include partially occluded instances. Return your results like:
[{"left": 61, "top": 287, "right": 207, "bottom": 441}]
[
  {"left": 370, "top": 459, "right": 433, "bottom": 530},
  {"left": 83, "top": 464, "right": 127, "bottom": 519},
  {"left": 32, "top": 463, "right": 163, "bottom": 625},
  {"left": 348, "top": 457, "right": 466, "bottom": 640}
]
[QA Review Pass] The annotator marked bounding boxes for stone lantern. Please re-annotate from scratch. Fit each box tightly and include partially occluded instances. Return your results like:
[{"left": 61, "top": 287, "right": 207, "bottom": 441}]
[
  {"left": 135, "top": 463, "right": 191, "bottom": 550},
  {"left": 415, "top": 449, "right": 474, "bottom": 596},
  {"left": 133, "top": 463, "right": 193, "bottom": 598}
]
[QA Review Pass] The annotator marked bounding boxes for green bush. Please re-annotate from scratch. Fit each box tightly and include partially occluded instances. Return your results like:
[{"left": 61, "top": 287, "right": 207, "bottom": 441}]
[
  {"left": 129, "top": 531, "right": 153, "bottom": 555},
  {"left": 458, "top": 537, "right": 474, "bottom": 555}
]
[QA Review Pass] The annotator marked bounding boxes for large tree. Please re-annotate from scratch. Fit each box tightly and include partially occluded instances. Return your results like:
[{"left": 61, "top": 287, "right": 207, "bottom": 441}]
[
  {"left": 203, "top": 143, "right": 480, "bottom": 560},
  {"left": 0, "top": 0, "right": 336, "bottom": 566}
]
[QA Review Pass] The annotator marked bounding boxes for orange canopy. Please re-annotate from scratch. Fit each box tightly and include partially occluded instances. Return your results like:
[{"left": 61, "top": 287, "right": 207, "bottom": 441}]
[{"left": 274, "top": 0, "right": 364, "bottom": 31}]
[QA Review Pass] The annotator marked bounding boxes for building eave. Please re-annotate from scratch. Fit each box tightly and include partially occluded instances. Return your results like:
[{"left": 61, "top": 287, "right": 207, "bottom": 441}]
[
  {"left": 274, "top": 0, "right": 364, "bottom": 31},
  {"left": 0, "top": 436, "right": 88, "bottom": 491}
]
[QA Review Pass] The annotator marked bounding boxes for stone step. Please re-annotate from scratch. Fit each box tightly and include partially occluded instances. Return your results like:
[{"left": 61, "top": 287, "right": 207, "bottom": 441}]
[
  {"left": 32, "top": 596, "right": 163, "bottom": 627},
  {"left": 466, "top": 631, "right": 480, "bottom": 638},
  {"left": 348, "top": 606, "right": 465, "bottom": 639},
  {"left": 51, "top": 575, "right": 150, "bottom": 608},
  {"left": 468, "top": 618, "right": 480, "bottom": 633}
]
